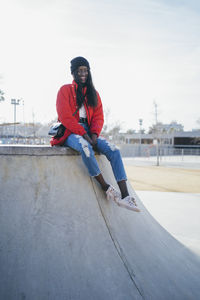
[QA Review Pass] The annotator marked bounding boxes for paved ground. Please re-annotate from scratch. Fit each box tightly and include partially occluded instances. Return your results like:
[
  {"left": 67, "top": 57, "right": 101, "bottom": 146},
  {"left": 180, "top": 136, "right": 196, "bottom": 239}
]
[
  {"left": 137, "top": 191, "right": 200, "bottom": 256},
  {"left": 124, "top": 156, "right": 200, "bottom": 256},
  {"left": 124, "top": 155, "right": 200, "bottom": 170},
  {"left": 124, "top": 157, "right": 200, "bottom": 192}
]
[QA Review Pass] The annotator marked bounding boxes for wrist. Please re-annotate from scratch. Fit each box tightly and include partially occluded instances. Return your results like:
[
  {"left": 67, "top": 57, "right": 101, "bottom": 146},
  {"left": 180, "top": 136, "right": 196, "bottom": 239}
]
[
  {"left": 83, "top": 134, "right": 93, "bottom": 144},
  {"left": 91, "top": 133, "right": 98, "bottom": 137}
]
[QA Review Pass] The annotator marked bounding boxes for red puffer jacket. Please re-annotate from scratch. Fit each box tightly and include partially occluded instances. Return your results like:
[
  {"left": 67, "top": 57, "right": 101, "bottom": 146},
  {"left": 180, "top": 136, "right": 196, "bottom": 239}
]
[{"left": 50, "top": 80, "right": 104, "bottom": 146}]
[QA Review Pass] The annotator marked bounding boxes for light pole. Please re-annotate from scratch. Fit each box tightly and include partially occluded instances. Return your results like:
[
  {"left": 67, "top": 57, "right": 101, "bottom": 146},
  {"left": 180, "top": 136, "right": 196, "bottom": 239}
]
[
  {"left": 139, "top": 118, "right": 143, "bottom": 156},
  {"left": 22, "top": 100, "right": 26, "bottom": 139},
  {"left": 0, "top": 90, "right": 5, "bottom": 125},
  {"left": 11, "top": 99, "right": 20, "bottom": 141},
  {"left": 153, "top": 101, "right": 160, "bottom": 166}
]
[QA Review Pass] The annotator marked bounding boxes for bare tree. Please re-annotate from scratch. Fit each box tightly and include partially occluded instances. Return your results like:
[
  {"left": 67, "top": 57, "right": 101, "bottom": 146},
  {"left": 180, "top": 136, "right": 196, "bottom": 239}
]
[
  {"left": 196, "top": 118, "right": 200, "bottom": 129},
  {"left": 108, "top": 125, "right": 121, "bottom": 137},
  {"left": 126, "top": 129, "right": 136, "bottom": 134},
  {"left": 102, "top": 107, "right": 111, "bottom": 134},
  {"left": 102, "top": 107, "right": 123, "bottom": 140},
  {"left": 148, "top": 122, "right": 163, "bottom": 134},
  {"left": 0, "top": 89, "right": 5, "bottom": 103},
  {"left": 148, "top": 121, "right": 184, "bottom": 134}
]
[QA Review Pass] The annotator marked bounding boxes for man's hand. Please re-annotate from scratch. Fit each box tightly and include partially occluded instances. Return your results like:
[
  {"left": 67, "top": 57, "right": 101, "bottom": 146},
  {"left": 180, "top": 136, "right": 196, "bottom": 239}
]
[
  {"left": 91, "top": 133, "right": 98, "bottom": 152},
  {"left": 91, "top": 133, "right": 98, "bottom": 145},
  {"left": 83, "top": 133, "right": 98, "bottom": 152},
  {"left": 83, "top": 133, "right": 93, "bottom": 145}
]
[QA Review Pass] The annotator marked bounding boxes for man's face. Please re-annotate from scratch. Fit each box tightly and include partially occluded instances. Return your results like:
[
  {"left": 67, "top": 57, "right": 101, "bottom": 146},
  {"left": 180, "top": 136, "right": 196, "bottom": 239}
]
[{"left": 76, "top": 66, "right": 88, "bottom": 84}]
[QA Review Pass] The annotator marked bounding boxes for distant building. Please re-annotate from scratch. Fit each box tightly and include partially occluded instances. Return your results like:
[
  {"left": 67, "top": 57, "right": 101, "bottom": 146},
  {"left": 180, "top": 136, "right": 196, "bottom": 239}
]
[
  {"left": 121, "top": 131, "right": 200, "bottom": 148},
  {"left": 0, "top": 123, "right": 50, "bottom": 145},
  {"left": 173, "top": 131, "right": 200, "bottom": 148}
]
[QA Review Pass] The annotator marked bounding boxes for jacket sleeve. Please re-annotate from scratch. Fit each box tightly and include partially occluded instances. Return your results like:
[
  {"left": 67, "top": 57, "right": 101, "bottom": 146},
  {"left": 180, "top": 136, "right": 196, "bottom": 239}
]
[
  {"left": 89, "top": 92, "right": 104, "bottom": 137},
  {"left": 56, "top": 86, "right": 86, "bottom": 136}
]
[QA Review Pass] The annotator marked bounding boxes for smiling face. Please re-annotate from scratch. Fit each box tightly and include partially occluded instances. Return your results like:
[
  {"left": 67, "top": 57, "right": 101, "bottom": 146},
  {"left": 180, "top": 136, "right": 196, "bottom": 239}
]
[{"left": 76, "top": 66, "right": 88, "bottom": 84}]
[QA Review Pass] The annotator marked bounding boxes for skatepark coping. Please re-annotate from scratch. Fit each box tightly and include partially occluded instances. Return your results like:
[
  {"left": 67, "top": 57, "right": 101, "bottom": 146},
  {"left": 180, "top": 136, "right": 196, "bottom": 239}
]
[{"left": 0, "top": 145, "right": 79, "bottom": 156}]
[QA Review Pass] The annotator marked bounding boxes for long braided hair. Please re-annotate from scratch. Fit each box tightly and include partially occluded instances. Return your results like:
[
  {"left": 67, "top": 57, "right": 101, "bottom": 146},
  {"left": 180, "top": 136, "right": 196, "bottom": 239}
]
[{"left": 73, "top": 69, "right": 98, "bottom": 109}]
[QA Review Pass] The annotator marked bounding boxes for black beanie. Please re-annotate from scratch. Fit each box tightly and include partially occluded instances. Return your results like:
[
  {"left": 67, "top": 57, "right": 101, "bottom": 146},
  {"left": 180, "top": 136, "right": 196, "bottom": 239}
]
[{"left": 70, "top": 56, "right": 90, "bottom": 74}]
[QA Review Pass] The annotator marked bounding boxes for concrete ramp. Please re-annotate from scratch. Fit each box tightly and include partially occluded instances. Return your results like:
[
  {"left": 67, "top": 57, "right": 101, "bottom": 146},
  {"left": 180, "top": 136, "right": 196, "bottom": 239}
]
[{"left": 0, "top": 145, "right": 200, "bottom": 300}]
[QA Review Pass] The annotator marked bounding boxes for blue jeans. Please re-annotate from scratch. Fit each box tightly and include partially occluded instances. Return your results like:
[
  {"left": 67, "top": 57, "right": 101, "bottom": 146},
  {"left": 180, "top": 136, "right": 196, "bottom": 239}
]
[{"left": 63, "top": 124, "right": 127, "bottom": 182}]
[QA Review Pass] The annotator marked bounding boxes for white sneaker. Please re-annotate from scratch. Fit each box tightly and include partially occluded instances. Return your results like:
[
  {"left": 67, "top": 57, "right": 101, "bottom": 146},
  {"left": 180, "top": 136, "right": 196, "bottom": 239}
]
[
  {"left": 106, "top": 185, "right": 121, "bottom": 203},
  {"left": 118, "top": 196, "right": 140, "bottom": 212}
]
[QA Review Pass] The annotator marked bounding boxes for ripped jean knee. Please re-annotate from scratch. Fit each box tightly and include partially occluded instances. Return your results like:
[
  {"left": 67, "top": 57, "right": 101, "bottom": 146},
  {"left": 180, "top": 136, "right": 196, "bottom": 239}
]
[
  {"left": 64, "top": 133, "right": 101, "bottom": 177},
  {"left": 75, "top": 135, "right": 94, "bottom": 158},
  {"left": 97, "top": 137, "right": 119, "bottom": 152}
]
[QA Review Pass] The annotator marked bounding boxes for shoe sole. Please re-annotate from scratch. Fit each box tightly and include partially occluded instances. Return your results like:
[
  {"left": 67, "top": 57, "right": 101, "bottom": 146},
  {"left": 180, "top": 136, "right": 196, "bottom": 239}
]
[
  {"left": 118, "top": 202, "right": 140, "bottom": 212},
  {"left": 106, "top": 194, "right": 121, "bottom": 203},
  {"left": 107, "top": 195, "right": 119, "bottom": 202}
]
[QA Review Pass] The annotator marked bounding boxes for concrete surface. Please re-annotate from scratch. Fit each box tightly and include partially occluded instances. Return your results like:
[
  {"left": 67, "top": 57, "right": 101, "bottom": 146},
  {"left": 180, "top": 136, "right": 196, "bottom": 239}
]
[
  {"left": 123, "top": 156, "right": 200, "bottom": 170},
  {"left": 0, "top": 146, "right": 200, "bottom": 300},
  {"left": 137, "top": 191, "right": 200, "bottom": 256}
]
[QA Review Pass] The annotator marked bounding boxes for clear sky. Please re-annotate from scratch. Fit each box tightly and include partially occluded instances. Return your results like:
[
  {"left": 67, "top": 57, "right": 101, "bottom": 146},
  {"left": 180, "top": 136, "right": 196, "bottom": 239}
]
[{"left": 0, "top": 0, "right": 200, "bottom": 132}]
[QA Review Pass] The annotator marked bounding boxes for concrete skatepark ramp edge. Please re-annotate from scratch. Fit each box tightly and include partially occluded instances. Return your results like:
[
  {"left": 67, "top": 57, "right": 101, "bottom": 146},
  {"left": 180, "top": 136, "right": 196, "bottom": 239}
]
[{"left": 0, "top": 145, "right": 200, "bottom": 300}]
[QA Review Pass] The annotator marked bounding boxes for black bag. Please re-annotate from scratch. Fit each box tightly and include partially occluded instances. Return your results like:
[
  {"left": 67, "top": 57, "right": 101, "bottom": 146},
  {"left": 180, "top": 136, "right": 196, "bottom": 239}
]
[
  {"left": 48, "top": 122, "right": 66, "bottom": 138},
  {"left": 48, "top": 106, "right": 78, "bottom": 138}
]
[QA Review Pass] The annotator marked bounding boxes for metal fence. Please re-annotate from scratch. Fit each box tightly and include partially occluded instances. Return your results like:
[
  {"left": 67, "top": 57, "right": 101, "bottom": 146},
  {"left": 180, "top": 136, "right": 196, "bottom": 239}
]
[
  {"left": 160, "top": 147, "right": 200, "bottom": 157},
  {"left": 118, "top": 144, "right": 200, "bottom": 158}
]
